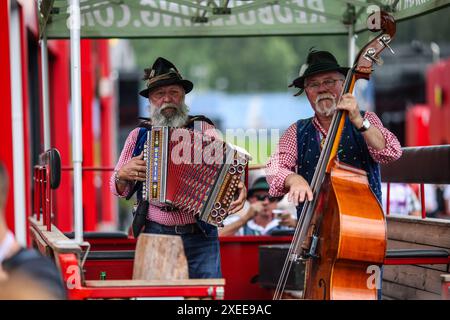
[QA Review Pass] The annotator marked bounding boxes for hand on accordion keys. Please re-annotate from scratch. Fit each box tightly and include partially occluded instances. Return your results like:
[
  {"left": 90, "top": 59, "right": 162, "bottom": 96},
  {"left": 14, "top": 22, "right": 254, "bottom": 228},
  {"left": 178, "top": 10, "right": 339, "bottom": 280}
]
[
  {"left": 117, "top": 152, "right": 147, "bottom": 183},
  {"left": 227, "top": 181, "right": 247, "bottom": 214}
]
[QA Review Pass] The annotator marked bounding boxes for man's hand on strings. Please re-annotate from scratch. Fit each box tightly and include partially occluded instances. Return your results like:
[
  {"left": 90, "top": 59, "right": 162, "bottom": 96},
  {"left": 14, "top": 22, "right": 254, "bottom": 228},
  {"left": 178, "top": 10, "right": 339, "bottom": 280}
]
[
  {"left": 285, "top": 174, "right": 313, "bottom": 206},
  {"left": 337, "top": 93, "right": 363, "bottom": 128},
  {"left": 229, "top": 181, "right": 247, "bottom": 214},
  {"left": 117, "top": 152, "right": 147, "bottom": 182}
]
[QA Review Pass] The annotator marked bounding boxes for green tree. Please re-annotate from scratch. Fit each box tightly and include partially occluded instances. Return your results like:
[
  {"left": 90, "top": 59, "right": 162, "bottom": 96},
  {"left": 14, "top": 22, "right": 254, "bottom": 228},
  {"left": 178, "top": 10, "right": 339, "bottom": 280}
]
[{"left": 130, "top": 6, "right": 450, "bottom": 93}]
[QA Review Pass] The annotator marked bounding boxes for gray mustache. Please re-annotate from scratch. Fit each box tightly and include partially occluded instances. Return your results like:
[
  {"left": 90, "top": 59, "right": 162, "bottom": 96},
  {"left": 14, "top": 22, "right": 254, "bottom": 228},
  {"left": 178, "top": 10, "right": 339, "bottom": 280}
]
[
  {"left": 315, "top": 94, "right": 336, "bottom": 105},
  {"left": 160, "top": 103, "right": 179, "bottom": 112}
]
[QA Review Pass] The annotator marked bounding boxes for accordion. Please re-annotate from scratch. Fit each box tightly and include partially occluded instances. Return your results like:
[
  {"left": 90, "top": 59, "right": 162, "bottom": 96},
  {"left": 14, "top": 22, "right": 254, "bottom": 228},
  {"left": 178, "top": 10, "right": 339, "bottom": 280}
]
[{"left": 142, "top": 126, "right": 251, "bottom": 227}]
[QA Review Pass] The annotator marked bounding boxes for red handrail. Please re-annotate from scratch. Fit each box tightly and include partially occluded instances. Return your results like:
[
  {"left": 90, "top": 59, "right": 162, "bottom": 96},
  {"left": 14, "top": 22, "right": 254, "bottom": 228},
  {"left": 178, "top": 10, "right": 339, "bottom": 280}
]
[
  {"left": 33, "top": 165, "right": 52, "bottom": 230},
  {"left": 420, "top": 183, "right": 426, "bottom": 219},
  {"left": 61, "top": 166, "right": 114, "bottom": 171},
  {"left": 33, "top": 166, "right": 116, "bottom": 230}
]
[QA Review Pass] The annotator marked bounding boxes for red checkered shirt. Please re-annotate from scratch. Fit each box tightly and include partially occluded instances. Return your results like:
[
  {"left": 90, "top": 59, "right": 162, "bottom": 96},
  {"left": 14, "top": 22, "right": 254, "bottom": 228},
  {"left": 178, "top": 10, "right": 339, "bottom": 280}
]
[
  {"left": 266, "top": 111, "right": 402, "bottom": 197},
  {"left": 110, "top": 121, "right": 220, "bottom": 226}
]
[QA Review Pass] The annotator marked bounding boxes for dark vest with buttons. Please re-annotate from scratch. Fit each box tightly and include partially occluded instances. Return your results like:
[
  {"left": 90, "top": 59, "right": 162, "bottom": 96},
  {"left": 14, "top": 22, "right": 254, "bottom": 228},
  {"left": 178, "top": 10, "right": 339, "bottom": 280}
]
[{"left": 295, "top": 112, "right": 382, "bottom": 217}]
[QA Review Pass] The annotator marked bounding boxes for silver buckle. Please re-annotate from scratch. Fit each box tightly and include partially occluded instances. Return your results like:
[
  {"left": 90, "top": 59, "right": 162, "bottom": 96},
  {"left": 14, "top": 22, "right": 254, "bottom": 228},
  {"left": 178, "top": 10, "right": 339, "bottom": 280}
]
[{"left": 174, "top": 225, "right": 183, "bottom": 234}]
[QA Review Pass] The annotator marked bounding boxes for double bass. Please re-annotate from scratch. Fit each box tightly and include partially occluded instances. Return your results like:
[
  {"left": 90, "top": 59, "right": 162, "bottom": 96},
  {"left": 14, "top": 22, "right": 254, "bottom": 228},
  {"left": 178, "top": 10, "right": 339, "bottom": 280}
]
[{"left": 274, "top": 11, "right": 396, "bottom": 300}]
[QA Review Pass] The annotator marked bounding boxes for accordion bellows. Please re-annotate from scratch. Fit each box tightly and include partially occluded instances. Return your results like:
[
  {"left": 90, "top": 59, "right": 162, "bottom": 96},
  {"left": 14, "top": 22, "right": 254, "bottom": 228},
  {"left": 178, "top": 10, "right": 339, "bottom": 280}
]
[{"left": 143, "top": 126, "right": 251, "bottom": 227}]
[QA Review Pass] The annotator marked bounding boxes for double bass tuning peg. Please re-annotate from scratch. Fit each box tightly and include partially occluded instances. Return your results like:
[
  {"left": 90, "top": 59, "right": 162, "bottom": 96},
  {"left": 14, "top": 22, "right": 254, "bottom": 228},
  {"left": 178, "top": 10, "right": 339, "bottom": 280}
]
[
  {"left": 380, "top": 34, "right": 395, "bottom": 55},
  {"left": 365, "top": 48, "right": 384, "bottom": 66}
]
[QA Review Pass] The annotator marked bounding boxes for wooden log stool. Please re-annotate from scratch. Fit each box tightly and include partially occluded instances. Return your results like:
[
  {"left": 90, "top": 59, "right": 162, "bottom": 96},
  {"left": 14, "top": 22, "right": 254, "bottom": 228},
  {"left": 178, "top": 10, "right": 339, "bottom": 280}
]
[{"left": 132, "top": 234, "right": 189, "bottom": 280}]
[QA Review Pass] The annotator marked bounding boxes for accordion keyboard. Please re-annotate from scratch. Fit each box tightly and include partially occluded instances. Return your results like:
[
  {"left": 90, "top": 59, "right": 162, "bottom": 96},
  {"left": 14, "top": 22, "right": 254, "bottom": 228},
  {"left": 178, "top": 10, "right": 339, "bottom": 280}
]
[{"left": 143, "top": 126, "right": 251, "bottom": 227}]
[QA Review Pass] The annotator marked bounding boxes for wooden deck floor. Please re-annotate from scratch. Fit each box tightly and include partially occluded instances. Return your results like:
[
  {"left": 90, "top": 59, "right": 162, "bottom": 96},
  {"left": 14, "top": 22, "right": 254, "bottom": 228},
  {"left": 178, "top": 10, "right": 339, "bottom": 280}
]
[{"left": 383, "top": 215, "right": 450, "bottom": 300}]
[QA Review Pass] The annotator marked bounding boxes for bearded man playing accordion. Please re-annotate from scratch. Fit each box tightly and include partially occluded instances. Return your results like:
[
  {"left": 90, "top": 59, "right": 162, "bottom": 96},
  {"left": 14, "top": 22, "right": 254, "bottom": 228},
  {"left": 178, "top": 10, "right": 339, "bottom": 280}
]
[{"left": 111, "top": 57, "right": 246, "bottom": 279}]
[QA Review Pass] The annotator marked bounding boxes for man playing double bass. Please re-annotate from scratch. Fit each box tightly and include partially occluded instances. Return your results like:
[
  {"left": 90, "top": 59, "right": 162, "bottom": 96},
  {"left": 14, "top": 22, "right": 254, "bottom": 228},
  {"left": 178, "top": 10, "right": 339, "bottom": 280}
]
[
  {"left": 266, "top": 49, "right": 401, "bottom": 214},
  {"left": 266, "top": 49, "right": 402, "bottom": 299}
]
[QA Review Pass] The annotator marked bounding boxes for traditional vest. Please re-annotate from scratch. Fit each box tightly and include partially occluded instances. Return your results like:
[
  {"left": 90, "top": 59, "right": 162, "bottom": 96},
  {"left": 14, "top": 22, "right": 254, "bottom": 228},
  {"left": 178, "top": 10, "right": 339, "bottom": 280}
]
[{"left": 295, "top": 113, "right": 382, "bottom": 217}]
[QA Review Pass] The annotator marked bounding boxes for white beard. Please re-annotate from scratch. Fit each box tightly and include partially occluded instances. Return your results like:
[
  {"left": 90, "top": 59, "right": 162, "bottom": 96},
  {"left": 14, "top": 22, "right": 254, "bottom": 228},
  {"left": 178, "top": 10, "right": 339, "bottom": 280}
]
[
  {"left": 314, "top": 93, "right": 337, "bottom": 117},
  {"left": 150, "top": 102, "right": 190, "bottom": 127}
]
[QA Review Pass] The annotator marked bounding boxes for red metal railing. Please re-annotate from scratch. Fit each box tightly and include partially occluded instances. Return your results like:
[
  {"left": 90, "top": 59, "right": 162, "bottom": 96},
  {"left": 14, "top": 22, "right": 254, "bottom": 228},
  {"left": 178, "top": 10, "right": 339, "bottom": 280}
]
[
  {"left": 420, "top": 183, "right": 427, "bottom": 219},
  {"left": 33, "top": 165, "right": 116, "bottom": 231},
  {"left": 33, "top": 165, "right": 52, "bottom": 231},
  {"left": 56, "top": 252, "right": 224, "bottom": 300},
  {"left": 61, "top": 166, "right": 114, "bottom": 172}
]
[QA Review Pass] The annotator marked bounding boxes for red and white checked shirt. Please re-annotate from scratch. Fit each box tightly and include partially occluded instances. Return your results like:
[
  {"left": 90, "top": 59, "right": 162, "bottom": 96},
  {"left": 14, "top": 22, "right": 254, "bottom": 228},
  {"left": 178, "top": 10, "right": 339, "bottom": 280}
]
[
  {"left": 110, "top": 121, "right": 220, "bottom": 226},
  {"left": 266, "top": 112, "right": 402, "bottom": 197}
]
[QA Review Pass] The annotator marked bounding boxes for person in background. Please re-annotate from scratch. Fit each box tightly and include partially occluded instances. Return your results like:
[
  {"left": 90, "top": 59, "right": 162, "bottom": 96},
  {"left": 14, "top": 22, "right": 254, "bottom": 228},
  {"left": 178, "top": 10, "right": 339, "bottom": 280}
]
[
  {"left": 426, "top": 184, "right": 450, "bottom": 219},
  {"left": 220, "top": 177, "right": 294, "bottom": 236},
  {"left": 381, "top": 183, "right": 421, "bottom": 216}
]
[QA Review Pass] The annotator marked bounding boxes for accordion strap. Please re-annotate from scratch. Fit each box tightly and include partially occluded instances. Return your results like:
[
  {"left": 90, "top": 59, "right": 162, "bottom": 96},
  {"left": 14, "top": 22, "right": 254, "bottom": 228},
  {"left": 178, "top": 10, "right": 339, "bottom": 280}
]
[
  {"left": 186, "top": 115, "right": 215, "bottom": 126},
  {"left": 137, "top": 115, "right": 214, "bottom": 128}
]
